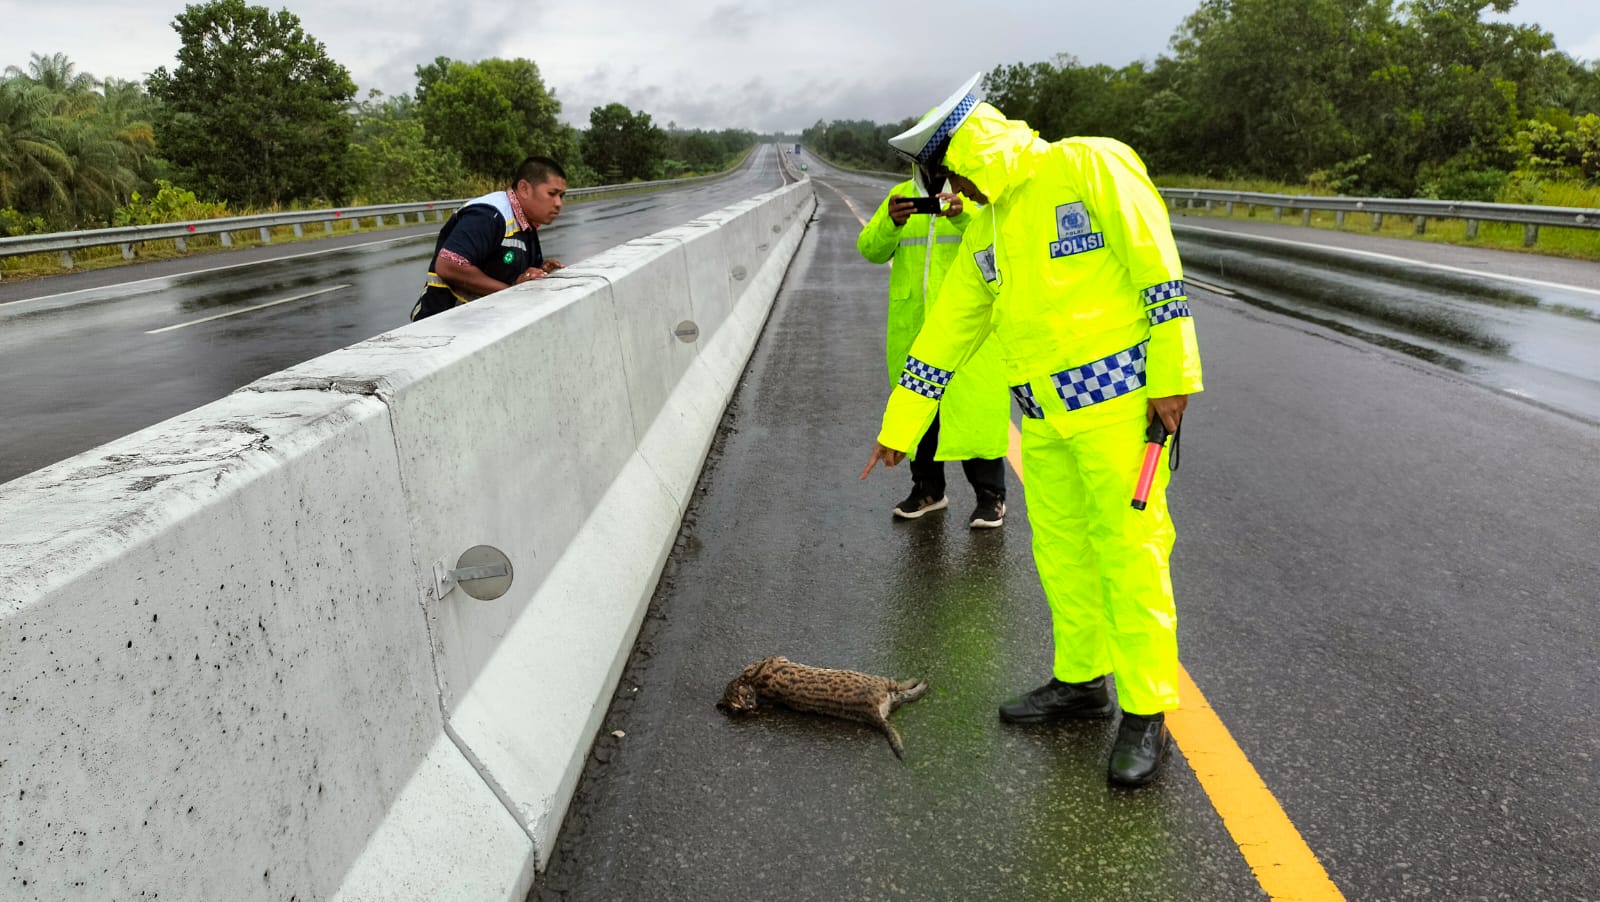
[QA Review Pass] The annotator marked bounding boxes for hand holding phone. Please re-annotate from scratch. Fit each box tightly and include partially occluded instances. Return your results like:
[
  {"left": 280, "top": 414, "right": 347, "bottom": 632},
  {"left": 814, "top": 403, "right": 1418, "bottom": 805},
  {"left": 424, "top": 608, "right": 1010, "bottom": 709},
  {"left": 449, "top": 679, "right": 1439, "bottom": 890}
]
[{"left": 906, "top": 195, "right": 942, "bottom": 215}]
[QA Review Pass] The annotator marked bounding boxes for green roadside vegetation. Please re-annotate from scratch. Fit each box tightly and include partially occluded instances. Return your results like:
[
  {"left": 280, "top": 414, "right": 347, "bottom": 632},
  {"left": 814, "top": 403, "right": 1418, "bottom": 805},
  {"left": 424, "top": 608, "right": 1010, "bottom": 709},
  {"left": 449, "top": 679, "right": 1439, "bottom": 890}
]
[
  {"left": 1, "top": 0, "right": 776, "bottom": 250},
  {"left": 0, "top": 146, "right": 758, "bottom": 282},
  {"left": 801, "top": 0, "right": 1600, "bottom": 264},
  {"left": 1157, "top": 175, "right": 1600, "bottom": 262}
]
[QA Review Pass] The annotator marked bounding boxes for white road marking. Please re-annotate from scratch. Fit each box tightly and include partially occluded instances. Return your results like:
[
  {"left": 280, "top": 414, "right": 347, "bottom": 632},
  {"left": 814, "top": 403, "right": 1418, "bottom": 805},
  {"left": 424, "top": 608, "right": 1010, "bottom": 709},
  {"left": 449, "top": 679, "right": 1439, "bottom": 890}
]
[
  {"left": 1185, "top": 277, "right": 1236, "bottom": 297},
  {"left": 1, "top": 234, "right": 425, "bottom": 309},
  {"left": 1180, "top": 223, "right": 1600, "bottom": 297},
  {"left": 145, "top": 284, "right": 350, "bottom": 334}
]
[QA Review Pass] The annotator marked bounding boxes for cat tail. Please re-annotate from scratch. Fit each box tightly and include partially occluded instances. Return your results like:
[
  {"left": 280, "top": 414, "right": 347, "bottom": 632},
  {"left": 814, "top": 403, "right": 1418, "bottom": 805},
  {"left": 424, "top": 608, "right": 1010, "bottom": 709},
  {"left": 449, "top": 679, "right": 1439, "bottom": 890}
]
[{"left": 880, "top": 719, "right": 907, "bottom": 761}]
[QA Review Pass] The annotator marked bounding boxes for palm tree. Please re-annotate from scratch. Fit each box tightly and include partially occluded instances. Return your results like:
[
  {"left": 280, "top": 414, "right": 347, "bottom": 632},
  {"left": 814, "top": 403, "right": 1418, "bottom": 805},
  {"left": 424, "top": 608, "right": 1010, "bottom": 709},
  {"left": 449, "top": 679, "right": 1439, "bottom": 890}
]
[{"left": 0, "top": 79, "right": 71, "bottom": 216}]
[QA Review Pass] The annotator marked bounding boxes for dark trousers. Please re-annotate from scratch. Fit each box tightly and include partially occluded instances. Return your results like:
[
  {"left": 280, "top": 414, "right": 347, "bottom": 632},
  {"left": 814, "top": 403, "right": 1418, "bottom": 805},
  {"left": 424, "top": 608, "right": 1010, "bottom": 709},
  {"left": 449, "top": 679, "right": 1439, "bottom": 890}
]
[{"left": 910, "top": 413, "right": 1005, "bottom": 500}]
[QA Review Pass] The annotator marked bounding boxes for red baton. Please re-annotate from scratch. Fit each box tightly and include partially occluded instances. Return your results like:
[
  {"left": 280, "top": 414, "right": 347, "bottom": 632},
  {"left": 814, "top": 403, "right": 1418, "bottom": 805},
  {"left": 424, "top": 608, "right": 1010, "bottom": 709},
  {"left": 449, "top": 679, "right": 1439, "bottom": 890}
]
[{"left": 1130, "top": 416, "right": 1171, "bottom": 511}]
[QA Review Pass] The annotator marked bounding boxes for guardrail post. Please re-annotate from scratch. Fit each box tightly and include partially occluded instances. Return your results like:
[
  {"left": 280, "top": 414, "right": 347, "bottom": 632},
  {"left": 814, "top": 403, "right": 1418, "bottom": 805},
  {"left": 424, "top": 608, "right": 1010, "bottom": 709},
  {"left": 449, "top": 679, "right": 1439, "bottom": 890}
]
[
  {"left": 59, "top": 251, "right": 73, "bottom": 270},
  {"left": 175, "top": 236, "right": 187, "bottom": 253},
  {"left": 1414, "top": 216, "right": 1427, "bottom": 235},
  {"left": 375, "top": 214, "right": 384, "bottom": 227},
  {"left": 324, "top": 220, "right": 334, "bottom": 234},
  {"left": 293, "top": 224, "right": 304, "bottom": 238},
  {"left": 1301, "top": 209, "right": 1312, "bottom": 226},
  {"left": 1273, "top": 206, "right": 1283, "bottom": 221},
  {"left": 1371, "top": 213, "right": 1383, "bottom": 231},
  {"left": 1226, "top": 202, "right": 1235, "bottom": 215},
  {"left": 1524, "top": 224, "right": 1539, "bottom": 247},
  {"left": 121, "top": 243, "right": 135, "bottom": 260},
  {"left": 1336, "top": 211, "right": 1346, "bottom": 228},
  {"left": 1203, "top": 200, "right": 1213, "bottom": 211},
  {"left": 259, "top": 227, "right": 272, "bottom": 245},
  {"left": 351, "top": 217, "right": 361, "bottom": 231},
  {"left": 1466, "top": 219, "right": 1479, "bottom": 239}
]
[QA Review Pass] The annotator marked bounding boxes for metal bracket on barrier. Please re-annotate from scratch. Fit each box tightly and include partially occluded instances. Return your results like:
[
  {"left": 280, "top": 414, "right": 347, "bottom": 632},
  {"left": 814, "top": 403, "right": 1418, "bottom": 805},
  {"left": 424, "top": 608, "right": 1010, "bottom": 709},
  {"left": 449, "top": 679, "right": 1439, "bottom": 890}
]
[{"left": 434, "top": 544, "right": 514, "bottom": 600}]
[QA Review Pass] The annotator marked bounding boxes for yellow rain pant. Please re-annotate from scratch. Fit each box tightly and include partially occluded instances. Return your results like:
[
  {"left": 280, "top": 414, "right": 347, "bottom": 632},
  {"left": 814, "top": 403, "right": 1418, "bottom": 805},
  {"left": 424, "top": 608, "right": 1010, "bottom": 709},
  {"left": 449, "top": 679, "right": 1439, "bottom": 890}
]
[{"left": 1020, "top": 407, "right": 1179, "bottom": 716}]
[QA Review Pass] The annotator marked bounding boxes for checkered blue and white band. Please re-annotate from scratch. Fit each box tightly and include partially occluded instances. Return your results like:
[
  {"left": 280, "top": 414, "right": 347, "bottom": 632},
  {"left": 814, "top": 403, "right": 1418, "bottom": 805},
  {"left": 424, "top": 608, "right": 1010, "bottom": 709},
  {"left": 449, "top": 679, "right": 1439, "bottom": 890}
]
[
  {"left": 1142, "top": 280, "right": 1186, "bottom": 304},
  {"left": 917, "top": 94, "right": 978, "bottom": 165},
  {"left": 1010, "top": 383, "right": 1045, "bottom": 419},
  {"left": 1049, "top": 341, "right": 1149, "bottom": 411},
  {"left": 1011, "top": 341, "right": 1151, "bottom": 417},
  {"left": 1147, "top": 299, "right": 1191, "bottom": 325},
  {"left": 899, "top": 355, "right": 953, "bottom": 400}
]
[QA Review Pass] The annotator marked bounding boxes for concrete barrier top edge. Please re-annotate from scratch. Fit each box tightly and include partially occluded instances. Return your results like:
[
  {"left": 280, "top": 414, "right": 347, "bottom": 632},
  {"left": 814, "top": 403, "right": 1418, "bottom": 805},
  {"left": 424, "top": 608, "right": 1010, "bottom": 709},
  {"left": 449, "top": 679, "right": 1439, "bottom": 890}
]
[{"left": 0, "top": 388, "right": 387, "bottom": 605}]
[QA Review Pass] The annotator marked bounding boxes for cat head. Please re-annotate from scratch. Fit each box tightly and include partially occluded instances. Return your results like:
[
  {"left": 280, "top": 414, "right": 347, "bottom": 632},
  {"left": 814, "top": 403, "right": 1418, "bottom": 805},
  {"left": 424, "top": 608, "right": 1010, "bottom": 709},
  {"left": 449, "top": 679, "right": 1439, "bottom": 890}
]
[{"left": 715, "top": 656, "right": 786, "bottom": 715}]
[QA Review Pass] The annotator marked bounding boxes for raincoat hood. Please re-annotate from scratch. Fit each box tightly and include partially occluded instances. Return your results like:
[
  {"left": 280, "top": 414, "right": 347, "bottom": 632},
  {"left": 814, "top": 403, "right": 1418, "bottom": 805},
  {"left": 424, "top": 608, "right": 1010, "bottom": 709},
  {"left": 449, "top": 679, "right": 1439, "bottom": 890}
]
[{"left": 942, "top": 102, "right": 1048, "bottom": 206}]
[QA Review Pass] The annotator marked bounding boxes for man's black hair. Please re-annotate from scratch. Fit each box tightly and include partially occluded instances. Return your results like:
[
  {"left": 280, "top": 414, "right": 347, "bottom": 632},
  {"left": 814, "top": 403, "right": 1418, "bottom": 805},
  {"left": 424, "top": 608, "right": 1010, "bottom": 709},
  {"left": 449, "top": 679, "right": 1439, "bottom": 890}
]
[{"left": 513, "top": 156, "right": 567, "bottom": 188}]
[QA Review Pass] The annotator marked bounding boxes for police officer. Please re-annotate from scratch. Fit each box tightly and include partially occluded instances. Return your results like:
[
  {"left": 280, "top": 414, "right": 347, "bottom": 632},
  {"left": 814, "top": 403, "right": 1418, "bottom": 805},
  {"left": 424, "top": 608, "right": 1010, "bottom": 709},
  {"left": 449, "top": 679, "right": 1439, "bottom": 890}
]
[
  {"left": 857, "top": 164, "right": 1009, "bottom": 527},
  {"left": 860, "top": 75, "right": 1204, "bottom": 786},
  {"left": 411, "top": 156, "right": 567, "bottom": 321}
]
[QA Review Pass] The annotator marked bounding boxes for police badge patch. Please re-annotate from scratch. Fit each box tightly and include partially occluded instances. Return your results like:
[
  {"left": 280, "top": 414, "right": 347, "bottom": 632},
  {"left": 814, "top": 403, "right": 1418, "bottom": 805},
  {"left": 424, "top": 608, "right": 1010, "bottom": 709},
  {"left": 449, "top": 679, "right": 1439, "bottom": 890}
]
[
  {"left": 1049, "top": 201, "right": 1105, "bottom": 259},
  {"left": 974, "top": 244, "right": 999, "bottom": 283}
]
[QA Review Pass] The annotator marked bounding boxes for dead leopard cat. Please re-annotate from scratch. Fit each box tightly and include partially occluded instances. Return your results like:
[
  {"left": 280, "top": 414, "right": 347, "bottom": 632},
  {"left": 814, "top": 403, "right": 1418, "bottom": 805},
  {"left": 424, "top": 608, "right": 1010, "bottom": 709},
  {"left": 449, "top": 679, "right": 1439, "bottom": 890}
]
[{"left": 716, "top": 656, "right": 928, "bottom": 760}]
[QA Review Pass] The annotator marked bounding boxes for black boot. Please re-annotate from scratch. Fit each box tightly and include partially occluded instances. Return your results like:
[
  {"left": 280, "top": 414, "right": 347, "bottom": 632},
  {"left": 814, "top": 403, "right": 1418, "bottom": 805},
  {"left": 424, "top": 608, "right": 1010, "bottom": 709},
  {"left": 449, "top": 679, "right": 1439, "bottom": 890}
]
[
  {"left": 1108, "top": 711, "right": 1171, "bottom": 786},
  {"left": 997, "top": 676, "right": 1114, "bottom": 723}
]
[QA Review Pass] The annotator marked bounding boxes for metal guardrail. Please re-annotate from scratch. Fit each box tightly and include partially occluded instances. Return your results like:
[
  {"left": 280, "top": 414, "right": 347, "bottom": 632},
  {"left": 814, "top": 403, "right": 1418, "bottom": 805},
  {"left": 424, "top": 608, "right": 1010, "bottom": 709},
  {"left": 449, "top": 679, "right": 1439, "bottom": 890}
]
[
  {"left": 0, "top": 168, "right": 740, "bottom": 276},
  {"left": 1159, "top": 188, "right": 1600, "bottom": 247}
]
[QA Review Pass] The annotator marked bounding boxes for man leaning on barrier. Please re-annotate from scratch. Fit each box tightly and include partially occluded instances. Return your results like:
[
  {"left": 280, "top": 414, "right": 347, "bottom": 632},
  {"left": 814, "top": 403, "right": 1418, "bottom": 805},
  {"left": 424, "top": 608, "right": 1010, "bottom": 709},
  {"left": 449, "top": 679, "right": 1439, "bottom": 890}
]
[
  {"left": 859, "top": 74, "right": 1204, "bottom": 786},
  {"left": 410, "top": 156, "right": 568, "bottom": 322}
]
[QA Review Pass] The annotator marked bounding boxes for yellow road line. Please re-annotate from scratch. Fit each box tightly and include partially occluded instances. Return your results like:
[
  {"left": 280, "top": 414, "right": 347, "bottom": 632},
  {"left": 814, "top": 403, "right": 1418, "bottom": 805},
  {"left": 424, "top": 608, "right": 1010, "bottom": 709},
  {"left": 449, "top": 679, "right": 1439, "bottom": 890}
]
[
  {"left": 831, "top": 178, "right": 1340, "bottom": 896},
  {"left": 1004, "top": 421, "right": 1343, "bottom": 900}
]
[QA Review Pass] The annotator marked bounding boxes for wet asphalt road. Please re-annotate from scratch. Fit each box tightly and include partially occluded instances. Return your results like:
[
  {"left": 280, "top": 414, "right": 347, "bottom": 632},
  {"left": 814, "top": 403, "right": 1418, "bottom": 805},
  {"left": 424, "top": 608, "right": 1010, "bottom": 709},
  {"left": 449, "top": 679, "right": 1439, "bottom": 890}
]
[
  {"left": 0, "top": 145, "right": 794, "bottom": 484},
  {"left": 531, "top": 156, "right": 1600, "bottom": 899}
]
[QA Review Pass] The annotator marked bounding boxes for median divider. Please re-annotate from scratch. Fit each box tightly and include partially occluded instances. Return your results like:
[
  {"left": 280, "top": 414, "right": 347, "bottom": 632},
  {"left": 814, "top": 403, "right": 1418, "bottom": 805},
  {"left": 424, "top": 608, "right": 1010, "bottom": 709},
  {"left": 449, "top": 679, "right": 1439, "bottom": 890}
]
[{"left": 0, "top": 180, "right": 817, "bottom": 899}]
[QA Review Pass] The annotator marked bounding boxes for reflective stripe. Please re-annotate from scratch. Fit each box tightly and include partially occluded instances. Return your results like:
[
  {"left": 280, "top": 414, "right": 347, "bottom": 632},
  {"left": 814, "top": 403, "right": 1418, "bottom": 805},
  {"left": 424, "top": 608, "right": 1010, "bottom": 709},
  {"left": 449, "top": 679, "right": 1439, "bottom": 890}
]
[
  {"left": 897, "top": 234, "right": 965, "bottom": 247},
  {"left": 898, "top": 370, "right": 945, "bottom": 400},
  {"left": 424, "top": 274, "right": 469, "bottom": 302},
  {"left": 1049, "top": 341, "right": 1149, "bottom": 411},
  {"left": 1147, "top": 299, "right": 1191, "bottom": 325},
  {"left": 1142, "top": 279, "right": 1186, "bottom": 305},
  {"left": 902, "top": 356, "right": 952, "bottom": 387},
  {"left": 1010, "top": 383, "right": 1045, "bottom": 419}
]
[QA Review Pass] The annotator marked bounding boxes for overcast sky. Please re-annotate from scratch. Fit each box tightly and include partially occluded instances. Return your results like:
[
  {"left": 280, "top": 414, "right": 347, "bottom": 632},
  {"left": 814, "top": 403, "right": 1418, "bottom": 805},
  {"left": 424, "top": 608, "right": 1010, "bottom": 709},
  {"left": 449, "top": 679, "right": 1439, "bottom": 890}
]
[{"left": 2, "top": 0, "right": 1597, "bottom": 133}]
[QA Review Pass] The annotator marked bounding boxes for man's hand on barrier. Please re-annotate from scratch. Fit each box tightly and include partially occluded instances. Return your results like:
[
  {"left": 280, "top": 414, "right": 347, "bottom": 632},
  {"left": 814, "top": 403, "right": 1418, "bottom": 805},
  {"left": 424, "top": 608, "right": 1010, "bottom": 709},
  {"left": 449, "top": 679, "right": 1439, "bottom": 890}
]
[
  {"left": 515, "top": 268, "right": 548, "bottom": 284},
  {"left": 542, "top": 259, "right": 565, "bottom": 273},
  {"left": 860, "top": 443, "right": 907, "bottom": 480}
]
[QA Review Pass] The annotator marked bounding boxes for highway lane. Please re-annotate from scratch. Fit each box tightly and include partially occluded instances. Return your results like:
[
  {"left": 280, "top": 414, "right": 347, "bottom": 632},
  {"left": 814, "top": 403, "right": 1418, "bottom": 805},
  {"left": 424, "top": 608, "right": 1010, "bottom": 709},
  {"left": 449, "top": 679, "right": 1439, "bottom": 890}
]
[
  {"left": 0, "top": 145, "right": 794, "bottom": 484},
  {"left": 531, "top": 154, "right": 1600, "bottom": 899}
]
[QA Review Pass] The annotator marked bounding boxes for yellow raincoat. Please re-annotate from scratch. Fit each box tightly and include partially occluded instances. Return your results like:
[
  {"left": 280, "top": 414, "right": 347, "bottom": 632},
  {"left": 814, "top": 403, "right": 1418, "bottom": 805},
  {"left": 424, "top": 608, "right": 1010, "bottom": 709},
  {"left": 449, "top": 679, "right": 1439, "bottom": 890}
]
[
  {"left": 857, "top": 178, "right": 1009, "bottom": 462},
  {"left": 877, "top": 103, "right": 1204, "bottom": 715}
]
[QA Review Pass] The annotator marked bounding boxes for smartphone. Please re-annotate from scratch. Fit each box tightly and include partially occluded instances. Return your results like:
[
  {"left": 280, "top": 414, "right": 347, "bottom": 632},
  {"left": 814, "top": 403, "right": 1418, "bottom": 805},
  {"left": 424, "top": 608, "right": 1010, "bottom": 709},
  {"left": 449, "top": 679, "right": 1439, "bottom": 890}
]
[{"left": 906, "top": 195, "right": 943, "bottom": 215}]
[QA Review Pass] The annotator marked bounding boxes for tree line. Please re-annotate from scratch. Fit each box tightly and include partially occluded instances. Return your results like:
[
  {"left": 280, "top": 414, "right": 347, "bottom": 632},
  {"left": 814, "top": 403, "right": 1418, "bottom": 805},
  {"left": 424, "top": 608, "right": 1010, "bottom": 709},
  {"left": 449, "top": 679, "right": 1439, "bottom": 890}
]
[
  {"left": 0, "top": 0, "right": 760, "bottom": 234},
  {"left": 803, "top": 0, "right": 1600, "bottom": 202}
]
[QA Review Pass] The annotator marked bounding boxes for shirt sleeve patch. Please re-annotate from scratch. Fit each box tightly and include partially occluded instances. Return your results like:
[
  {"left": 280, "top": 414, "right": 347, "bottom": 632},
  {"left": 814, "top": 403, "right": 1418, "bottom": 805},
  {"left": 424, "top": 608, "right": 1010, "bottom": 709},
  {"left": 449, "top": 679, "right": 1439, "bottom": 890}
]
[{"left": 437, "top": 249, "right": 473, "bottom": 269}]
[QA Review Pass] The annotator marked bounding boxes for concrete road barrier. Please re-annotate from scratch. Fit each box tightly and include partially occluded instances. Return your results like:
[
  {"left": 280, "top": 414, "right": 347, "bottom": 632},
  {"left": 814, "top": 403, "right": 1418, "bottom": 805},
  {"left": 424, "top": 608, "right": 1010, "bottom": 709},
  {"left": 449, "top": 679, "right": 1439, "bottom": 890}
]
[{"left": 0, "top": 181, "right": 816, "bottom": 898}]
